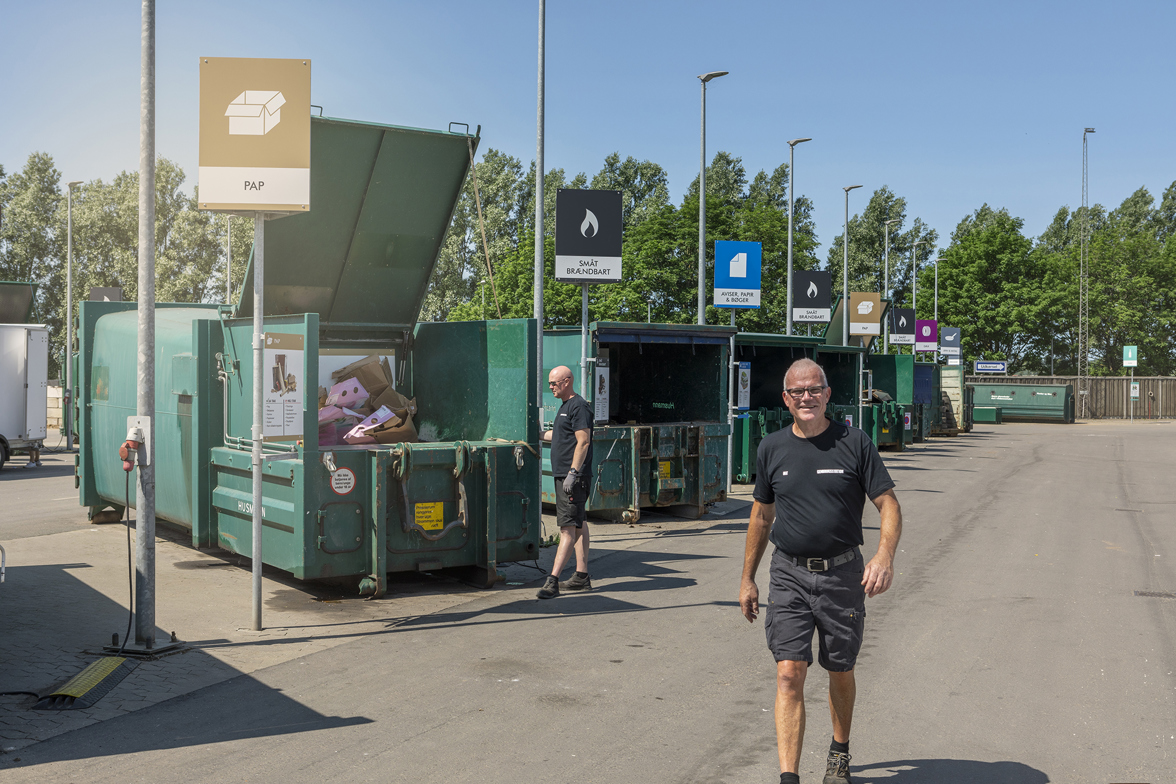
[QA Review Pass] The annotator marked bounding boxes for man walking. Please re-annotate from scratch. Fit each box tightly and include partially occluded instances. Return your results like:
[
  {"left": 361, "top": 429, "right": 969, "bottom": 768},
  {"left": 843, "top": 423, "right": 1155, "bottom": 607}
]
[
  {"left": 538, "top": 365, "right": 593, "bottom": 599},
  {"left": 739, "top": 358, "right": 902, "bottom": 784}
]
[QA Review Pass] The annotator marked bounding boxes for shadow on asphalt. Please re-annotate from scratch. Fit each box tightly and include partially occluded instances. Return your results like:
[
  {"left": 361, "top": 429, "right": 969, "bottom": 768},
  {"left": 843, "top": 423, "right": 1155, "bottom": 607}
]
[
  {"left": 0, "top": 461, "right": 75, "bottom": 482},
  {"left": 4, "top": 674, "right": 371, "bottom": 769},
  {"left": 853, "top": 758, "right": 1049, "bottom": 783}
]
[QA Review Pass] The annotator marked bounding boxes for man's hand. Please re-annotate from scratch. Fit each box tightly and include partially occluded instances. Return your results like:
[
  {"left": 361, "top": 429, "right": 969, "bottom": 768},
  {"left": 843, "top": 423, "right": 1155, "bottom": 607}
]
[
  {"left": 562, "top": 470, "right": 578, "bottom": 493},
  {"left": 861, "top": 554, "right": 893, "bottom": 598},
  {"left": 740, "top": 579, "right": 760, "bottom": 623}
]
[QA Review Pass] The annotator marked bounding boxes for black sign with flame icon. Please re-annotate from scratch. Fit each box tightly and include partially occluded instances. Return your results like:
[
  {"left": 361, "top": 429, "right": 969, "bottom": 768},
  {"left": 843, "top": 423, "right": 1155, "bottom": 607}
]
[
  {"left": 554, "top": 188, "right": 623, "bottom": 282},
  {"left": 791, "top": 271, "right": 831, "bottom": 315}
]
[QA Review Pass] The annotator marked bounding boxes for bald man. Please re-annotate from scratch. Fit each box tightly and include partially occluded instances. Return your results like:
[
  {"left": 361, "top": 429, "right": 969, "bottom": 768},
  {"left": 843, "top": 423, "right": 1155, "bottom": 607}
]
[{"left": 538, "top": 365, "right": 594, "bottom": 599}]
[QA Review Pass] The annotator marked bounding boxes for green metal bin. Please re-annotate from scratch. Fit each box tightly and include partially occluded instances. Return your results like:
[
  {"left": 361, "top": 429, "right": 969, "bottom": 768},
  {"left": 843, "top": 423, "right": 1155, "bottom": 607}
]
[
  {"left": 969, "top": 383, "right": 1074, "bottom": 423},
  {"left": 77, "top": 116, "right": 540, "bottom": 593},
  {"left": 542, "top": 321, "right": 736, "bottom": 521}
]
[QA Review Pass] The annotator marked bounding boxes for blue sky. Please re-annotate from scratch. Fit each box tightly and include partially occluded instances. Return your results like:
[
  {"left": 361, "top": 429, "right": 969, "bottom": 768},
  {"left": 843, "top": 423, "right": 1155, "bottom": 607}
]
[{"left": 3, "top": 1, "right": 1174, "bottom": 260}]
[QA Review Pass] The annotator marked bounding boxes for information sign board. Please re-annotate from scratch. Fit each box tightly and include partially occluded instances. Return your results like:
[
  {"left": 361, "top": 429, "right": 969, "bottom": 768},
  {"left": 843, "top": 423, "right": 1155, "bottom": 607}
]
[
  {"left": 791, "top": 271, "right": 832, "bottom": 322},
  {"left": 889, "top": 308, "right": 915, "bottom": 345},
  {"left": 714, "top": 241, "right": 761, "bottom": 308},
  {"left": 973, "top": 360, "right": 1008, "bottom": 374},
  {"left": 849, "top": 293, "right": 882, "bottom": 335},
  {"left": 555, "top": 189, "right": 623, "bottom": 282},
  {"left": 939, "top": 326, "right": 961, "bottom": 356},
  {"left": 915, "top": 319, "right": 938, "bottom": 352},
  {"left": 1123, "top": 345, "right": 1138, "bottom": 368},
  {"left": 737, "top": 362, "right": 751, "bottom": 410}
]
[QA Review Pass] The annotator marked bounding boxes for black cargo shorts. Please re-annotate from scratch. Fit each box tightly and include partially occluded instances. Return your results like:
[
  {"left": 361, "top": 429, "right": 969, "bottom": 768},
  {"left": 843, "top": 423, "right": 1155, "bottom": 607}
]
[
  {"left": 554, "top": 474, "right": 591, "bottom": 528},
  {"left": 764, "top": 547, "right": 866, "bottom": 672}
]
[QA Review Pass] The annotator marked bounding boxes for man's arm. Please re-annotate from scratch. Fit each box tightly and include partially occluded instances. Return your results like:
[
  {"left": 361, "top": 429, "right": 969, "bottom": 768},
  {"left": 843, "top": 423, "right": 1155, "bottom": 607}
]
[
  {"left": 542, "top": 430, "right": 552, "bottom": 443},
  {"left": 862, "top": 488, "right": 901, "bottom": 598},
  {"left": 740, "top": 500, "right": 775, "bottom": 622},
  {"left": 570, "top": 429, "right": 591, "bottom": 472}
]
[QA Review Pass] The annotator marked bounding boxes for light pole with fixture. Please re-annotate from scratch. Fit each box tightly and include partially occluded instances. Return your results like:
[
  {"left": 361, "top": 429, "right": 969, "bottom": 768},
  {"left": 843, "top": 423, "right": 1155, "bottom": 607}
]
[
  {"left": 882, "top": 217, "right": 900, "bottom": 354},
  {"left": 934, "top": 256, "right": 943, "bottom": 321},
  {"left": 65, "top": 180, "right": 82, "bottom": 451},
  {"left": 841, "top": 185, "right": 863, "bottom": 347},
  {"left": 697, "top": 70, "right": 728, "bottom": 325},
  {"left": 785, "top": 137, "right": 811, "bottom": 336},
  {"left": 910, "top": 239, "right": 925, "bottom": 358}
]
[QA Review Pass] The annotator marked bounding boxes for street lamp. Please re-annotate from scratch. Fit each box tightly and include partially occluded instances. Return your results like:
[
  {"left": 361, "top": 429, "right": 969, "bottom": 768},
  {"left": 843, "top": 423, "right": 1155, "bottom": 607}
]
[
  {"left": 697, "top": 70, "right": 728, "bottom": 325},
  {"left": 842, "top": 185, "right": 863, "bottom": 347},
  {"left": 784, "top": 138, "right": 811, "bottom": 336},
  {"left": 882, "top": 218, "right": 900, "bottom": 354},
  {"left": 65, "top": 180, "right": 82, "bottom": 451},
  {"left": 910, "top": 239, "right": 925, "bottom": 358}
]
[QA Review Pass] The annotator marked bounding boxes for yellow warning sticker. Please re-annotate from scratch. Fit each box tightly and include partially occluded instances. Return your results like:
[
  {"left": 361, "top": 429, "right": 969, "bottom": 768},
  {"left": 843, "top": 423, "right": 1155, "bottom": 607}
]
[
  {"left": 415, "top": 502, "right": 444, "bottom": 531},
  {"left": 658, "top": 461, "right": 672, "bottom": 480}
]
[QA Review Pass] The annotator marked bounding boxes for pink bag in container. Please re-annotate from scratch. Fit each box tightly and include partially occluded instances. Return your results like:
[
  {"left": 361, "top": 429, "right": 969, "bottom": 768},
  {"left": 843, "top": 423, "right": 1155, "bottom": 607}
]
[{"left": 325, "top": 379, "right": 369, "bottom": 411}]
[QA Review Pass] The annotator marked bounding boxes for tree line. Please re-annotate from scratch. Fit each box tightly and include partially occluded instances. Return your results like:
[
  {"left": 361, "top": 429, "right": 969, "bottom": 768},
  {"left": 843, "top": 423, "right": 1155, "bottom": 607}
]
[{"left": 2, "top": 149, "right": 1173, "bottom": 378}]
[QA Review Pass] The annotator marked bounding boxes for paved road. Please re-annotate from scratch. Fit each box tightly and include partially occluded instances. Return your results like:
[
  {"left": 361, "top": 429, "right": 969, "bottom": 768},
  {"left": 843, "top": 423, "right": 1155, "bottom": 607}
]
[
  {"left": 0, "top": 443, "right": 89, "bottom": 540},
  {"left": 2, "top": 421, "right": 1173, "bottom": 783}
]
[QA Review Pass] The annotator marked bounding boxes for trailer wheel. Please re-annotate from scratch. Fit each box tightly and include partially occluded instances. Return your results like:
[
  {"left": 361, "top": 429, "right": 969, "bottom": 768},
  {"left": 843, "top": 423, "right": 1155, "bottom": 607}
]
[{"left": 0, "top": 442, "right": 8, "bottom": 471}]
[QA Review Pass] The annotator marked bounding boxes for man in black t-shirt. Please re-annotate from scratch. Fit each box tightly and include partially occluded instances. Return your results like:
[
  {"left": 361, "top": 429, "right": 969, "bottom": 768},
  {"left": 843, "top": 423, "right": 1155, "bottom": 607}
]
[
  {"left": 537, "top": 365, "right": 594, "bottom": 599},
  {"left": 739, "top": 358, "right": 902, "bottom": 784}
]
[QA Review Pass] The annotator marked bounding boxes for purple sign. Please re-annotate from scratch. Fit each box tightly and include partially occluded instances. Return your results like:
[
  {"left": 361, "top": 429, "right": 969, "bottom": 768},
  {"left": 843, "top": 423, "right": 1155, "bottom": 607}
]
[{"left": 915, "top": 319, "right": 938, "bottom": 353}]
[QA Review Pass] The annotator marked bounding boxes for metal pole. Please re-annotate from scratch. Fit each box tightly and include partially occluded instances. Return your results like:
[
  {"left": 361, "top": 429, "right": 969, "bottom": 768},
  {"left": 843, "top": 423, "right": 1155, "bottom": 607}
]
[
  {"left": 784, "top": 140, "right": 810, "bottom": 335},
  {"left": 934, "top": 257, "right": 939, "bottom": 321},
  {"left": 727, "top": 310, "right": 735, "bottom": 494},
  {"left": 647, "top": 301, "right": 651, "bottom": 323},
  {"left": 226, "top": 216, "right": 231, "bottom": 304},
  {"left": 134, "top": 0, "right": 157, "bottom": 648},
  {"left": 535, "top": 0, "right": 545, "bottom": 421},
  {"left": 883, "top": 219, "right": 894, "bottom": 354},
  {"left": 857, "top": 353, "right": 863, "bottom": 432},
  {"left": 66, "top": 183, "right": 75, "bottom": 451},
  {"left": 697, "top": 79, "right": 707, "bottom": 325},
  {"left": 911, "top": 240, "right": 923, "bottom": 357},
  {"left": 580, "top": 283, "right": 589, "bottom": 396},
  {"left": 842, "top": 186, "right": 861, "bottom": 347},
  {"left": 1130, "top": 368, "right": 1134, "bottom": 423},
  {"left": 251, "top": 213, "right": 265, "bottom": 631}
]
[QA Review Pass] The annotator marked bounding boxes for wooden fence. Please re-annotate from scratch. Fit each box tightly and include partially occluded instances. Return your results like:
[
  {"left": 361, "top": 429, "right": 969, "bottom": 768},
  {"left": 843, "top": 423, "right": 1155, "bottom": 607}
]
[{"left": 965, "top": 375, "right": 1176, "bottom": 420}]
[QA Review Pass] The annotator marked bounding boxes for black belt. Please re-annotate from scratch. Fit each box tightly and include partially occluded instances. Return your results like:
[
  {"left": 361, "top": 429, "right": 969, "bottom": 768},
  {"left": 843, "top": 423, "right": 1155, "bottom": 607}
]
[{"left": 780, "top": 547, "right": 858, "bottom": 573}]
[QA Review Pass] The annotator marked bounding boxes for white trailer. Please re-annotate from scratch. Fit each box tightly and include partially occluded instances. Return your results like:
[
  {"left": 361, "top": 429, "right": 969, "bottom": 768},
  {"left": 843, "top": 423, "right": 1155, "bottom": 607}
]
[{"left": 0, "top": 323, "right": 49, "bottom": 470}]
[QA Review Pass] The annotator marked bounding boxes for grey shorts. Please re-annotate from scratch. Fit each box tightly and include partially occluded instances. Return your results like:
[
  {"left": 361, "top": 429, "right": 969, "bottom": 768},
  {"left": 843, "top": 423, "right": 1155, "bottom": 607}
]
[
  {"left": 554, "top": 474, "right": 591, "bottom": 528},
  {"left": 764, "top": 547, "right": 866, "bottom": 672}
]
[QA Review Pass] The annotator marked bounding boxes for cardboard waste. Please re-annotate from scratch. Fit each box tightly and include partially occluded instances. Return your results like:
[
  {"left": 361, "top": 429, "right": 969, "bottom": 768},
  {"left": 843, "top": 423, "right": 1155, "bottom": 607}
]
[{"left": 316, "top": 354, "right": 418, "bottom": 446}]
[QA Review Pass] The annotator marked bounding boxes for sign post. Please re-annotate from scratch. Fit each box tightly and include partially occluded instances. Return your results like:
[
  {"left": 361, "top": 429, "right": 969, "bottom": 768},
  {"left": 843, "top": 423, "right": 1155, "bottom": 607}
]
[
  {"left": 939, "top": 326, "right": 961, "bottom": 364},
  {"left": 555, "top": 189, "right": 623, "bottom": 400},
  {"left": 889, "top": 308, "right": 915, "bottom": 351},
  {"left": 791, "top": 271, "right": 832, "bottom": 326},
  {"left": 915, "top": 319, "right": 938, "bottom": 356},
  {"left": 715, "top": 241, "right": 761, "bottom": 493},
  {"left": 1124, "top": 346, "right": 1138, "bottom": 422},
  {"left": 973, "top": 360, "right": 1008, "bottom": 374},
  {"left": 199, "top": 57, "right": 310, "bottom": 632}
]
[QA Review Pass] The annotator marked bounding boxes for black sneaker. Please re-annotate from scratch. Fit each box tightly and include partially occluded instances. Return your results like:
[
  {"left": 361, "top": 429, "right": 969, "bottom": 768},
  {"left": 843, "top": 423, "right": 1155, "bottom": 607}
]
[
  {"left": 536, "top": 575, "right": 559, "bottom": 600},
  {"left": 559, "top": 573, "right": 592, "bottom": 592},
  {"left": 823, "top": 750, "right": 853, "bottom": 783}
]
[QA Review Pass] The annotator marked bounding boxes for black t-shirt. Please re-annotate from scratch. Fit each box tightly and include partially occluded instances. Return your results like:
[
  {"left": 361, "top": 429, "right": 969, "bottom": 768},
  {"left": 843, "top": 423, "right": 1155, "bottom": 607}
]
[
  {"left": 551, "top": 394, "right": 594, "bottom": 477},
  {"left": 752, "top": 419, "right": 895, "bottom": 557}
]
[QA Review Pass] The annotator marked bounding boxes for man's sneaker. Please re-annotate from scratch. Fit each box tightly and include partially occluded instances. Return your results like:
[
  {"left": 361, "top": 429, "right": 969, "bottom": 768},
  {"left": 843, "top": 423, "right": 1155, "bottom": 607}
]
[
  {"left": 822, "top": 750, "right": 853, "bottom": 784},
  {"left": 536, "top": 575, "right": 559, "bottom": 600},
  {"left": 559, "top": 573, "right": 592, "bottom": 592}
]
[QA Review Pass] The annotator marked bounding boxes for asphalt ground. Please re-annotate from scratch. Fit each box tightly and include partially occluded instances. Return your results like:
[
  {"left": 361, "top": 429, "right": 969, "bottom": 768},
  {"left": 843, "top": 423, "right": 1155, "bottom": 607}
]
[{"left": 1, "top": 420, "right": 1173, "bottom": 783}]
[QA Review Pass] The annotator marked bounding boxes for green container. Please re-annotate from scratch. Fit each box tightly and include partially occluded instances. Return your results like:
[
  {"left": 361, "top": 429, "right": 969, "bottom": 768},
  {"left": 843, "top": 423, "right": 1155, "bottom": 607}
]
[
  {"left": 542, "top": 322, "right": 736, "bottom": 521},
  {"left": 729, "top": 333, "right": 822, "bottom": 483},
  {"left": 973, "top": 406, "right": 1003, "bottom": 424},
  {"left": 969, "top": 383, "right": 1075, "bottom": 423},
  {"left": 77, "top": 116, "right": 540, "bottom": 593},
  {"left": 866, "top": 354, "right": 917, "bottom": 447}
]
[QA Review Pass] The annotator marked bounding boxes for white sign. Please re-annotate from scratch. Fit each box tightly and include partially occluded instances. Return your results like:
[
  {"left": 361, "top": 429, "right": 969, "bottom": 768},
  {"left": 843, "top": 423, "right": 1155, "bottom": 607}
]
[
  {"left": 947, "top": 357, "right": 961, "bottom": 366},
  {"left": 903, "top": 411, "right": 912, "bottom": 430},
  {"left": 330, "top": 468, "right": 356, "bottom": 496},
  {"left": 974, "top": 360, "right": 1008, "bottom": 373},
  {"left": 737, "top": 362, "right": 751, "bottom": 411},
  {"left": 843, "top": 414, "right": 854, "bottom": 428},
  {"left": 263, "top": 332, "right": 304, "bottom": 441},
  {"left": 594, "top": 358, "right": 610, "bottom": 422},
  {"left": 1131, "top": 381, "right": 1140, "bottom": 399}
]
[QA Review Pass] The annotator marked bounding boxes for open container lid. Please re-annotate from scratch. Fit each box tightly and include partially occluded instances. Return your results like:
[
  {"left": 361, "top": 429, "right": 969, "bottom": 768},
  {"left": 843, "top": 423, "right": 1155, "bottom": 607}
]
[
  {"left": 0, "top": 281, "right": 38, "bottom": 323},
  {"left": 238, "top": 116, "right": 478, "bottom": 333},
  {"left": 590, "top": 321, "right": 737, "bottom": 346}
]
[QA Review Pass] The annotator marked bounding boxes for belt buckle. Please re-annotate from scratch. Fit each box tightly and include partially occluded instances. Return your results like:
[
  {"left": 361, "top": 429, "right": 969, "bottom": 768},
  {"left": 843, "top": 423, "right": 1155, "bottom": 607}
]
[{"left": 805, "top": 557, "right": 827, "bottom": 572}]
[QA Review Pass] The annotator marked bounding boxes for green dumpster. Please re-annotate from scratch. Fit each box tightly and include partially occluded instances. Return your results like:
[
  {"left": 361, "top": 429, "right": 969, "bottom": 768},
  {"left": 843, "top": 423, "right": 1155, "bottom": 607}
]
[
  {"left": 542, "top": 321, "right": 736, "bottom": 521},
  {"left": 866, "top": 354, "right": 916, "bottom": 449},
  {"left": 77, "top": 116, "right": 540, "bottom": 593},
  {"left": 973, "top": 406, "right": 1003, "bottom": 424},
  {"left": 729, "top": 333, "right": 823, "bottom": 483},
  {"left": 969, "top": 383, "right": 1074, "bottom": 423}
]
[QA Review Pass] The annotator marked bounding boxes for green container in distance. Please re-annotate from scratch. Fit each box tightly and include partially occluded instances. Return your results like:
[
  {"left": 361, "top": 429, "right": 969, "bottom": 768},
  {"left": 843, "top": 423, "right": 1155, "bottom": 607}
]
[{"left": 969, "top": 383, "right": 1074, "bottom": 423}]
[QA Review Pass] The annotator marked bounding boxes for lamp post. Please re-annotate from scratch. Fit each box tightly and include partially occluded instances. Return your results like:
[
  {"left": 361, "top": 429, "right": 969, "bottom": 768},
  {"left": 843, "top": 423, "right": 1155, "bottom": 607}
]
[
  {"left": 535, "top": 0, "right": 546, "bottom": 417},
  {"left": 910, "top": 239, "right": 924, "bottom": 358},
  {"left": 882, "top": 217, "right": 900, "bottom": 354},
  {"left": 785, "top": 137, "right": 811, "bottom": 336},
  {"left": 225, "top": 215, "right": 232, "bottom": 304},
  {"left": 65, "top": 180, "right": 82, "bottom": 451},
  {"left": 697, "top": 70, "right": 728, "bottom": 325},
  {"left": 934, "top": 256, "right": 943, "bottom": 321},
  {"left": 841, "top": 185, "right": 863, "bottom": 347}
]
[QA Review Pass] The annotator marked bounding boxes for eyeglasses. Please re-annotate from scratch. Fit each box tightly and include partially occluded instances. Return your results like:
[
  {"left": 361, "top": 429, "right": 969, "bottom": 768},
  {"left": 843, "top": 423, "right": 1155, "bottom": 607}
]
[
  {"left": 548, "top": 379, "right": 567, "bottom": 388},
  {"left": 785, "top": 385, "right": 827, "bottom": 399}
]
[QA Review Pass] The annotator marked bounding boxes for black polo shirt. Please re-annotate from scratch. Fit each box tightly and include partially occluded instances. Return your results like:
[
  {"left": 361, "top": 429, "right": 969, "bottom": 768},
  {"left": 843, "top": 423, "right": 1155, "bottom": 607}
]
[
  {"left": 551, "top": 394, "right": 593, "bottom": 478},
  {"left": 752, "top": 419, "right": 894, "bottom": 558}
]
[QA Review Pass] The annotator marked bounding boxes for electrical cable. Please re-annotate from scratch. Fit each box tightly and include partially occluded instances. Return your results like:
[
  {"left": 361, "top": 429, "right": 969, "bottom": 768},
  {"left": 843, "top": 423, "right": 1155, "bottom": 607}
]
[{"left": 118, "top": 469, "right": 134, "bottom": 655}]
